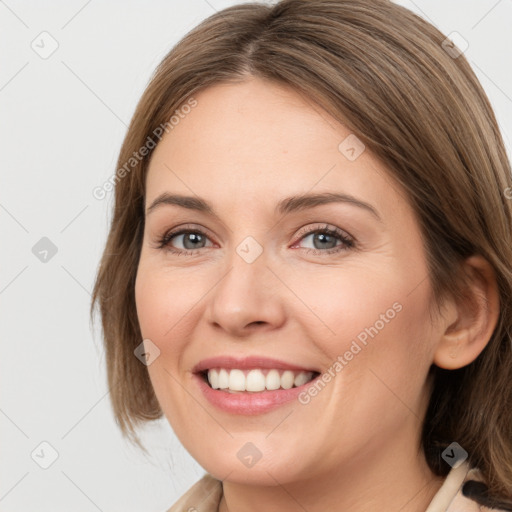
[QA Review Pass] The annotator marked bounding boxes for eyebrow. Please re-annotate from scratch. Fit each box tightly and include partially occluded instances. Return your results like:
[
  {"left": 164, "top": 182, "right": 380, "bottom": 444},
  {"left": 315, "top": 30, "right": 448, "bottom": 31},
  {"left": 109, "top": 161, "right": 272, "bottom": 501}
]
[{"left": 145, "top": 191, "right": 382, "bottom": 222}]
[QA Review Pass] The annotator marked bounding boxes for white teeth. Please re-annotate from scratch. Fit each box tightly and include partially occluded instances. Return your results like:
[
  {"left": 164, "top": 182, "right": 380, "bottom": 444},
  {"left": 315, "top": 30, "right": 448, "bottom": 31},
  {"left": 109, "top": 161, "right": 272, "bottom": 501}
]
[
  {"left": 281, "top": 370, "right": 295, "bottom": 389},
  {"left": 229, "top": 369, "right": 245, "bottom": 391},
  {"left": 246, "top": 369, "right": 266, "bottom": 391},
  {"left": 293, "top": 371, "right": 312, "bottom": 387},
  {"left": 218, "top": 369, "right": 229, "bottom": 389},
  {"left": 266, "top": 369, "right": 281, "bottom": 390},
  {"left": 206, "top": 368, "right": 315, "bottom": 392}
]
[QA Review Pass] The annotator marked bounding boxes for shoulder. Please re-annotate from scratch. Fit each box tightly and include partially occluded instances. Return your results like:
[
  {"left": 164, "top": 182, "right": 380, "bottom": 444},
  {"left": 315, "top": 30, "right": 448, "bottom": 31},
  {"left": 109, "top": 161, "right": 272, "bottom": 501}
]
[
  {"left": 446, "top": 465, "right": 511, "bottom": 512},
  {"left": 165, "top": 473, "right": 223, "bottom": 512}
]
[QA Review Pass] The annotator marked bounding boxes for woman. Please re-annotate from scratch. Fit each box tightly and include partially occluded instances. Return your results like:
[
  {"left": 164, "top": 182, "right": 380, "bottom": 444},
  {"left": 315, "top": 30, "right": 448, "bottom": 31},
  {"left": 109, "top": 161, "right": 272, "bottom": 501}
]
[{"left": 90, "top": 0, "right": 512, "bottom": 510}]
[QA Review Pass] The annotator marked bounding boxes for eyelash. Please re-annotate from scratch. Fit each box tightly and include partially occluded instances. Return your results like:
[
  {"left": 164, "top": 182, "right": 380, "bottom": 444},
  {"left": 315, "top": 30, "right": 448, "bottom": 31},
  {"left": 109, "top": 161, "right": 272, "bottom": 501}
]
[{"left": 155, "top": 223, "right": 355, "bottom": 257}]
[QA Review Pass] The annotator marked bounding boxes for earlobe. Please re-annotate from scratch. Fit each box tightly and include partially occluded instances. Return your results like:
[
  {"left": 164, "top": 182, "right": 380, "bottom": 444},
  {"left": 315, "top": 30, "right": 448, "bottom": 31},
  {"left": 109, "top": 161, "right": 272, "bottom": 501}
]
[
  {"left": 433, "top": 255, "right": 500, "bottom": 370},
  {"left": 447, "top": 333, "right": 465, "bottom": 360}
]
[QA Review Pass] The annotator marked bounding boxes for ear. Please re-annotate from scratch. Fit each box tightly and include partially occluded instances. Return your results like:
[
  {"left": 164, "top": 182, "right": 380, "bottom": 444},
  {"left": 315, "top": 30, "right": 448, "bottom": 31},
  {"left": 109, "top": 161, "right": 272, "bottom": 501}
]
[{"left": 433, "top": 255, "right": 500, "bottom": 370}]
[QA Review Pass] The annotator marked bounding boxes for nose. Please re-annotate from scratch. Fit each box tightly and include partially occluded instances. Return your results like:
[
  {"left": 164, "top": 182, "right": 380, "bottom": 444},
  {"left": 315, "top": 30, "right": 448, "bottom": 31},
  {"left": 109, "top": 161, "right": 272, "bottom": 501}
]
[{"left": 204, "top": 243, "right": 286, "bottom": 337}]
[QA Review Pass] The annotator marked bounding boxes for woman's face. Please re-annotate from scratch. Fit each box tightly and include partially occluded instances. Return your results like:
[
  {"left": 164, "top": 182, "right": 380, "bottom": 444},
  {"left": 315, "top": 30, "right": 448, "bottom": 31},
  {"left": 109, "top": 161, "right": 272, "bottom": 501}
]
[{"left": 135, "top": 77, "right": 444, "bottom": 485}]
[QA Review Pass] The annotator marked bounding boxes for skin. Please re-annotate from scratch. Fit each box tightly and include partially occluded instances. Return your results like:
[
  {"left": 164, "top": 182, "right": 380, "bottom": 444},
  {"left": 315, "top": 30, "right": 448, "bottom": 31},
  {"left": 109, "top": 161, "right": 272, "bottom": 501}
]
[{"left": 134, "top": 77, "right": 499, "bottom": 512}]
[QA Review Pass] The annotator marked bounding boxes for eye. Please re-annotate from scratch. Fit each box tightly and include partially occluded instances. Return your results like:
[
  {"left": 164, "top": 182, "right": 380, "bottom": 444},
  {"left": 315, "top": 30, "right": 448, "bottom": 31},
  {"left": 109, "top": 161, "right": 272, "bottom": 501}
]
[
  {"left": 292, "top": 224, "right": 354, "bottom": 255},
  {"left": 155, "top": 223, "right": 355, "bottom": 256},
  {"left": 156, "top": 224, "right": 214, "bottom": 256}
]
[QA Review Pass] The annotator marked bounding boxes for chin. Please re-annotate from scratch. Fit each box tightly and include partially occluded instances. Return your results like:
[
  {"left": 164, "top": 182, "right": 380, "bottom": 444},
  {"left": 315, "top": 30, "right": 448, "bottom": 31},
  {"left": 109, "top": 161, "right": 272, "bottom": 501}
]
[{"left": 206, "top": 461, "right": 297, "bottom": 486}]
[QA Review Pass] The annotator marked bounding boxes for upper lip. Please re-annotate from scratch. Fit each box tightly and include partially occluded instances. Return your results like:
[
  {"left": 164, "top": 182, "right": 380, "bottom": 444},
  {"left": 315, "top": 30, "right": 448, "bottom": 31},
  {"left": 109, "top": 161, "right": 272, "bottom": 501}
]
[{"left": 192, "top": 356, "right": 320, "bottom": 374}]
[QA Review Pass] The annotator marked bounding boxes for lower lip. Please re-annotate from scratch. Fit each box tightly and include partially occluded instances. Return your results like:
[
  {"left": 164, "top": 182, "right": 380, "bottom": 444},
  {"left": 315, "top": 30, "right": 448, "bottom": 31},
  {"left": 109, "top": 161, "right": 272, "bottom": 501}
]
[{"left": 193, "top": 372, "right": 320, "bottom": 415}]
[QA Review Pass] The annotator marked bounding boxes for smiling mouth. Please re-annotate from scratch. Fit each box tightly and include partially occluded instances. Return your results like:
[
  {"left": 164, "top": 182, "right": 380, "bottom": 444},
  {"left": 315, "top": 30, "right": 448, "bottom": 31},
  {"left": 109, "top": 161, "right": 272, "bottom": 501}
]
[{"left": 199, "top": 368, "right": 321, "bottom": 393}]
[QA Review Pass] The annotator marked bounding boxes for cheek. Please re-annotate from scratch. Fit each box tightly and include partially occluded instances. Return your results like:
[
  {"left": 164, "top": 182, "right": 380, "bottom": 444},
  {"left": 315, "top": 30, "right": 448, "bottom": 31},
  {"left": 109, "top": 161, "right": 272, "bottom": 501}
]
[
  {"left": 134, "top": 261, "right": 217, "bottom": 405},
  {"left": 295, "top": 263, "right": 435, "bottom": 454},
  {"left": 135, "top": 262, "right": 206, "bottom": 341},
  {"left": 297, "top": 256, "right": 436, "bottom": 409},
  {"left": 296, "top": 259, "right": 430, "bottom": 352},
  {"left": 134, "top": 264, "right": 204, "bottom": 416}
]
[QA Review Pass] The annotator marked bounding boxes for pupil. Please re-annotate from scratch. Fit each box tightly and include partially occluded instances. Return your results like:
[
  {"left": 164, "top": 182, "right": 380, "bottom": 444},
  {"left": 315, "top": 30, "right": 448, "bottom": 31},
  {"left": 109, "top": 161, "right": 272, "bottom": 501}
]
[
  {"left": 184, "top": 233, "right": 203, "bottom": 249},
  {"left": 314, "top": 233, "right": 336, "bottom": 249}
]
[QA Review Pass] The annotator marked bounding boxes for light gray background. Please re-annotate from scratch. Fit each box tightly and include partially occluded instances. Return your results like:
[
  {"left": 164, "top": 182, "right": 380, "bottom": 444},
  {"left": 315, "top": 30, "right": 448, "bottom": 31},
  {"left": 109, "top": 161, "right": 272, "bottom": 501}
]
[{"left": 1, "top": 0, "right": 511, "bottom": 510}]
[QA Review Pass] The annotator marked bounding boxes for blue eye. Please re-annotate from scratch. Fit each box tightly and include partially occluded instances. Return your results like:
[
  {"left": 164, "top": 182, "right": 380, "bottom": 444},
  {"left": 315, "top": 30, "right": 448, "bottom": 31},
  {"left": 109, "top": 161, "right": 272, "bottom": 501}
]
[
  {"left": 157, "top": 228, "right": 213, "bottom": 255},
  {"left": 295, "top": 225, "right": 353, "bottom": 254}
]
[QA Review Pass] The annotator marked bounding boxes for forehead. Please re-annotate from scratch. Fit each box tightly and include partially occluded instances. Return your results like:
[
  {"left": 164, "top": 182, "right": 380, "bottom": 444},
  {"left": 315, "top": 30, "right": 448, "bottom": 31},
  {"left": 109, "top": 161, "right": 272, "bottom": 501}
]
[{"left": 145, "top": 78, "right": 411, "bottom": 222}]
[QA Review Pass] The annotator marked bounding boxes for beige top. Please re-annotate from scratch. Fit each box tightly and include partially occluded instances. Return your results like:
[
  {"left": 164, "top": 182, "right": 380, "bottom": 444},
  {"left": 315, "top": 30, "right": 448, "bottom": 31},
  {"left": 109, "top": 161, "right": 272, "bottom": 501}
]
[{"left": 166, "top": 461, "right": 508, "bottom": 512}]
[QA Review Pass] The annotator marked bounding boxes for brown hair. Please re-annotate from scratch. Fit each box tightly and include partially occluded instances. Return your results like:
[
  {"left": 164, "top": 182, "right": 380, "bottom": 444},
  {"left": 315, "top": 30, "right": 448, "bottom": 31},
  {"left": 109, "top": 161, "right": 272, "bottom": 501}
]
[{"left": 90, "top": 0, "right": 512, "bottom": 506}]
